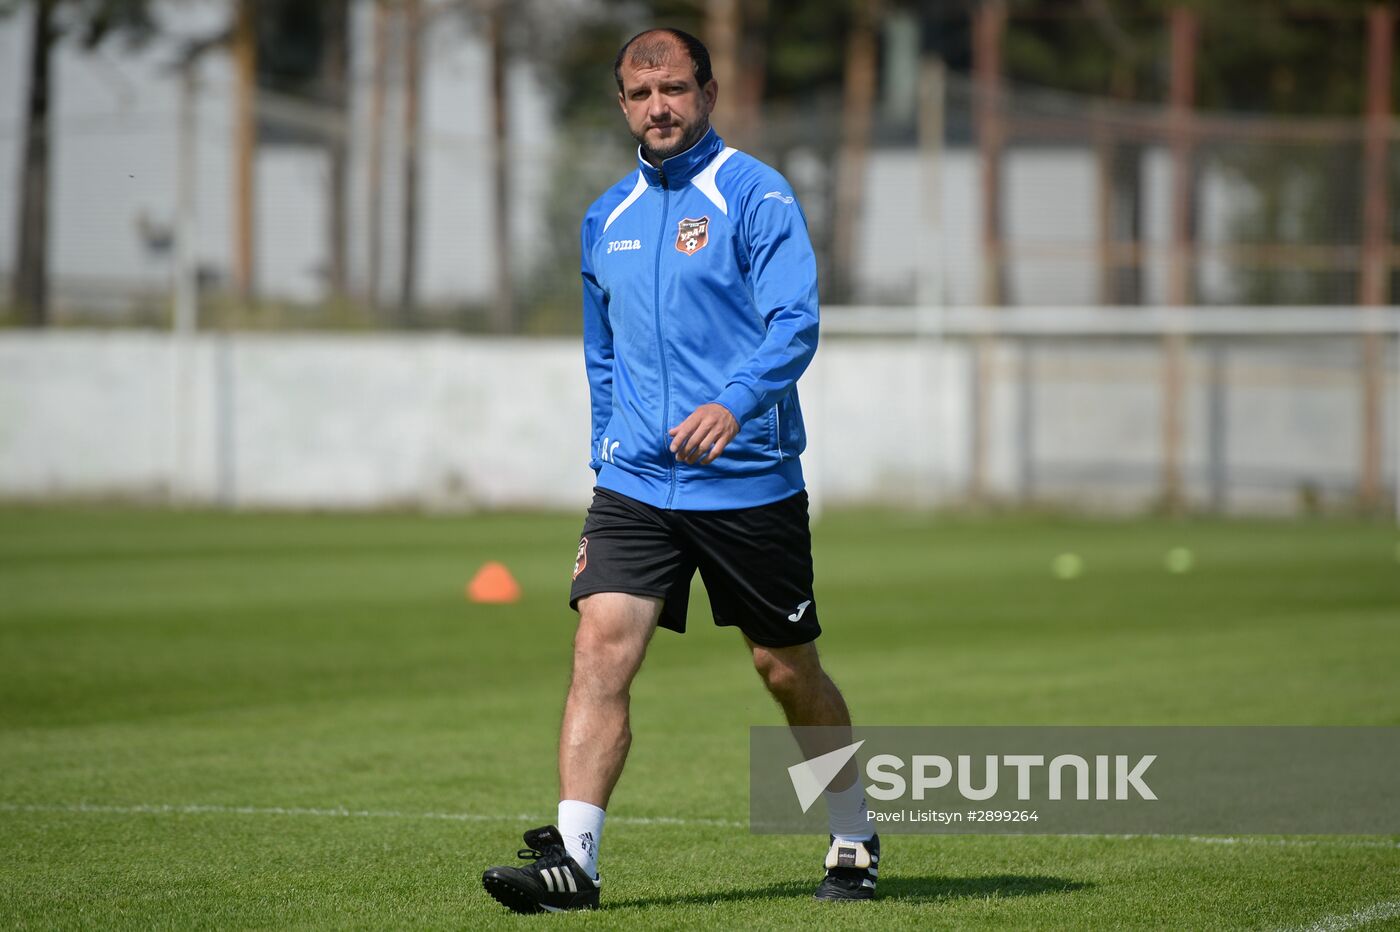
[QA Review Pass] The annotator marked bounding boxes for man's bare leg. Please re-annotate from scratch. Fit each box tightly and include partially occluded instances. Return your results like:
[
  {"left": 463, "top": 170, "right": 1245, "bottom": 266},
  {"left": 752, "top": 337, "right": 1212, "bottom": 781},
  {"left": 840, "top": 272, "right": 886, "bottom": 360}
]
[
  {"left": 559, "top": 592, "right": 661, "bottom": 804},
  {"left": 749, "top": 636, "right": 878, "bottom": 900},
  {"left": 747, "top": 637, "right": 859, "bottom": 790},
  {"left": 552, "top": 592, "right": 661, "bottom": 882},
  {"left": 482, "top": 592, "right": 660, "bottom": 910}
]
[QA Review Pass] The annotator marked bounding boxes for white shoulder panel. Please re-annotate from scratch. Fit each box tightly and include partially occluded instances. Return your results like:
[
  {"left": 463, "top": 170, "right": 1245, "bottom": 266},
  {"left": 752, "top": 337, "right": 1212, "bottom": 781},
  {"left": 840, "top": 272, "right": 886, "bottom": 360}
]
[
  {"left": 690, "top": 147, "right": 739, "bottom": 216},
  {"left": 603, "top": 172, "right": 648, "bottom": 232}
]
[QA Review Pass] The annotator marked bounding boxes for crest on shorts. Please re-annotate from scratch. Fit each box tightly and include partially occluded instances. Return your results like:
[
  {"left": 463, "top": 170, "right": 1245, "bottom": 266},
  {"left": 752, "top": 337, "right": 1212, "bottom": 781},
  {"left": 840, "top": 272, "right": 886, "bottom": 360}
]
[
  {"left": 675, "top": 217, "right": 709, "bottom": 255},
  {"left": 573, "top": 537, "right": 588, "bottom": 579}
]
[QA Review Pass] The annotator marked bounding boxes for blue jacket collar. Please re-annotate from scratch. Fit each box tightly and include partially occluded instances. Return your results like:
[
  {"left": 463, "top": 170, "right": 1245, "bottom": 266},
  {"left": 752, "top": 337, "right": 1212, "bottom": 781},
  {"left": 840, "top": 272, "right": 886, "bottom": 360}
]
[{"left": 637, "top": 127, "right": 725, "bottom": 189}]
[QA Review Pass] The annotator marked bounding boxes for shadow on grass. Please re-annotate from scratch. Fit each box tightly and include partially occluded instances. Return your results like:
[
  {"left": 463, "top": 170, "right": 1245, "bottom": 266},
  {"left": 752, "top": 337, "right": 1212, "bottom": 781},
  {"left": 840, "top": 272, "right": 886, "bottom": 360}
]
[{"left": 612, "top": 873, "right": 1089, "bottom": 910}]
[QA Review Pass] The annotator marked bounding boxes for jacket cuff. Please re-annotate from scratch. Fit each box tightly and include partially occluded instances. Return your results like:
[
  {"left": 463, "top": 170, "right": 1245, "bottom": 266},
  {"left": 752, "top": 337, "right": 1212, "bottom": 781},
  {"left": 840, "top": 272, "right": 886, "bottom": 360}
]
[{"left": 715, "top": 382, "right": 762, "bottom": 425}]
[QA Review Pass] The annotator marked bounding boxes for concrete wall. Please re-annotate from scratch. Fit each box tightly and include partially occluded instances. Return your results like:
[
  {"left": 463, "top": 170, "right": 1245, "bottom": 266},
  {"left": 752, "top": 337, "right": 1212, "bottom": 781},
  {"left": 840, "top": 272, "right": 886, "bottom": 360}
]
[{"left": 1, "top": 331, "right": 1390, "bottom": 514}]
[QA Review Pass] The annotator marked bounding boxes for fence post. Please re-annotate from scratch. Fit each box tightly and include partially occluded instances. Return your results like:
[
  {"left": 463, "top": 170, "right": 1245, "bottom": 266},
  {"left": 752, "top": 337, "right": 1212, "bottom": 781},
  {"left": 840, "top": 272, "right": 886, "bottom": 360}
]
[
  {"left": 1207, "top": 342, "right": 1228, "bottom": 514},
  {"left": 1017, "top": 340, "right": 1035, "bottom": 503},
  {"left": 172, "top": 61, "right": 200, "bottom": 503},
  {"left": 917, "top": 57, "right": 947, "bottom": 509}
]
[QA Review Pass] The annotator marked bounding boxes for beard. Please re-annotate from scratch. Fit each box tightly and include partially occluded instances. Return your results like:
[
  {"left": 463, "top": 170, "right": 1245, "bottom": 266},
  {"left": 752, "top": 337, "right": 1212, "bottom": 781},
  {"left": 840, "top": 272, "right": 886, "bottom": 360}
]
[{"left": 632, "top": 118, "right": 710, "bottom": 165}]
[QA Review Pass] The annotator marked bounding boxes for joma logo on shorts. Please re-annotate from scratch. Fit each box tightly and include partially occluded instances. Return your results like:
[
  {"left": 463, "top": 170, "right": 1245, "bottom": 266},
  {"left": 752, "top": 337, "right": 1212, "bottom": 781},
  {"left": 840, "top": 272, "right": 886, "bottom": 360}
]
[{"left": 607, "top": 239, "right": 641, "bottom": 254}]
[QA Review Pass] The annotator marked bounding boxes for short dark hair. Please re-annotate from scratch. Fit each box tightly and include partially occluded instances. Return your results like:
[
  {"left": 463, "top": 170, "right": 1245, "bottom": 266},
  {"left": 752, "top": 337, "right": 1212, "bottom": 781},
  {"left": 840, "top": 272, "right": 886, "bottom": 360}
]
[{"left": 613, "top": 28, "right": 713, "bottom": 92}]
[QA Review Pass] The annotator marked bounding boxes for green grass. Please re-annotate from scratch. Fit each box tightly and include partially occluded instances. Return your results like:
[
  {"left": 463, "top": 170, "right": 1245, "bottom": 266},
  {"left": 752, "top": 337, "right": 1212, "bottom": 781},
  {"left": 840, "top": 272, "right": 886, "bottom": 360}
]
[{"left": 1, "top": 506, "right": 1398, "bottom": 929}]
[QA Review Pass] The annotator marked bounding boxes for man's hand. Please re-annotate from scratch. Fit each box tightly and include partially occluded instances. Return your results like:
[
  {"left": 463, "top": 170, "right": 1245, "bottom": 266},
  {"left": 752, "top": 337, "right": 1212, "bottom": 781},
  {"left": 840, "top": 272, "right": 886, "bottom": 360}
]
[{"left": 668, "top": 403, "right": 739, "bottom": 465}]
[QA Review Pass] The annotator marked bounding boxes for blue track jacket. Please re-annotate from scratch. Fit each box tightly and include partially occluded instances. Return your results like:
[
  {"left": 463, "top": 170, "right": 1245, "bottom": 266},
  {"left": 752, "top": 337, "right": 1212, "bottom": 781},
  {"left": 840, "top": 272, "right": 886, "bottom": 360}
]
[{"left": 581, "top": 128, "right": 820, "bottom": 510}]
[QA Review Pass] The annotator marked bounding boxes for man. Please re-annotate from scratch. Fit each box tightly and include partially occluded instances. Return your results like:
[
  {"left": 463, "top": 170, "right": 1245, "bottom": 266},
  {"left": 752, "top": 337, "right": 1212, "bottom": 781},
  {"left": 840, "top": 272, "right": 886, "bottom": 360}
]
[{"left": 481, "top": 28, "right": 877, "bottom": 914}]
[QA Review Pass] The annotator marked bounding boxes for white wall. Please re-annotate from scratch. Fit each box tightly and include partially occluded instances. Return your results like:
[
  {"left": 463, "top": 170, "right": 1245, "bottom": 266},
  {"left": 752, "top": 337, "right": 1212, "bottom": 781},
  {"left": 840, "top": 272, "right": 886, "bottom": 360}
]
[
  {"left": 0, "top": 330, "right": 1388, "bottom": 514},
  {"left": 0, "top": 331, "right": 596, "bottom": 508}
]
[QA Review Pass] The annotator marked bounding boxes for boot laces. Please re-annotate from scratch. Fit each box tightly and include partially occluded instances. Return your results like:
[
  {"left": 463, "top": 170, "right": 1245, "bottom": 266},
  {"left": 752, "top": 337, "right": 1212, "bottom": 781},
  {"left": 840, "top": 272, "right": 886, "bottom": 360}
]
[{"left": 517, "top": 843, "right": 570, "bottom": 872}]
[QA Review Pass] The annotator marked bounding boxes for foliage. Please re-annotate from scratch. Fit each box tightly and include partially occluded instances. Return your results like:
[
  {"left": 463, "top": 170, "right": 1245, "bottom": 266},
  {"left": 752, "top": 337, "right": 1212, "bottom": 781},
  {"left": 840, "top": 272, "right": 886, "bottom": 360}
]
[{"left": 0, "top": 0, "right": 158, "bottom": 48}]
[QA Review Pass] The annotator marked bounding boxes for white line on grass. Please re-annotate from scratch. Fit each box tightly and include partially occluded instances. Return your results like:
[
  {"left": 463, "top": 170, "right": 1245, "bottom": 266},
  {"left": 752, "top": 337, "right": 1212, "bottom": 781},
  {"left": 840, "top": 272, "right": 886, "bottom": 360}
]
[
  {"left": 1, "top": 804, "right": 1397, "bottom": 852},
  {"left": 1284, "top": 899, "right": 1400, "bottom": 932},
  {"left": 0, "top": 802, "right": 745, "bottom": 828},
  {"left": 1186, "top": 836, "right": 1400, "bottom": 850},
  {"left": 6, "top": 803, "right": 1396, "bottom": 928}
]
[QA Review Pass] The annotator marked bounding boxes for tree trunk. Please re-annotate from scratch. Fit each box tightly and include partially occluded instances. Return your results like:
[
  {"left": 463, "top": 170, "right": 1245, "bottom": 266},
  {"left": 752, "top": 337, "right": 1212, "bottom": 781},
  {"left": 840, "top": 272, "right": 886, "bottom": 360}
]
[
  {"left": 1161, "top": 5, "right": 1199, "bottom": 515},
  {"left": 1359, "top": 4, "right": 1393, "bottom": 512},
  {"left": 969, "top": 0, "right": 1006, "bottom": 504},
  {"left": 973, "top": 0, "right": 1006, "bottom": 306},
  {"left": 323, "top": 0, "right": 350, "bottom": 302},
  {"left": 1097, "top": 64, "right": 1143, "bottom": 305},
  {"left": 737, "top": 0, "right": 769, "bottom": 150},
  {"left": 400, "top": 0, "right": 421, "bottom": 325},
  {"left": 367, "top": 0, "right": 388, "bottom": 316},
  {"left": 488, "top": 0, "right": 512, "bottom": 332},
  {"left": 831, "top": 0, "right": 879, "bottom": 303},
  {"left": 14, "top": 0, "right": 55, "bottom": 326},
  {"left": 232, "top": 0, "right": 257, "bottom": 301},
  {"left": 703, "top": 0, "right": 766, "bottom": 152},
  {"left": 705, "top": 0, "right": 740, "bottom": 143}
]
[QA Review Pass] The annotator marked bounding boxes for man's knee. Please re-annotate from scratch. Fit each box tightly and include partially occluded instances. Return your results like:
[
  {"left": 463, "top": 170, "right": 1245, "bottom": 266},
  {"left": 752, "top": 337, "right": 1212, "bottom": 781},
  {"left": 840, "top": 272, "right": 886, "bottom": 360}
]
[
  {"left": 573, "top": 621, "right": 635, "bottom": 680},
  {"left": 752, "top": 642, "right": 823, "bottom": 700}
]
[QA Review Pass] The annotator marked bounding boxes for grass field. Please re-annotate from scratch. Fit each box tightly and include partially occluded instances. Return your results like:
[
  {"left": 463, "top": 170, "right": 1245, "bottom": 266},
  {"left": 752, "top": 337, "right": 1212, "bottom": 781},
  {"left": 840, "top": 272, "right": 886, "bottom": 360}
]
[{"left": 1, "top": 506, "right": 1398, "bottom": 929}]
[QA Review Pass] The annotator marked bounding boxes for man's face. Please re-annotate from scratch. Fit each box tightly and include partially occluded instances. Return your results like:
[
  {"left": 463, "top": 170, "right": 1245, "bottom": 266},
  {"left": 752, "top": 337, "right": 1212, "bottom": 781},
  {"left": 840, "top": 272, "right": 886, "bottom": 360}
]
[{"left": 617, "top": 50, "right": 717, "bottom": 165}]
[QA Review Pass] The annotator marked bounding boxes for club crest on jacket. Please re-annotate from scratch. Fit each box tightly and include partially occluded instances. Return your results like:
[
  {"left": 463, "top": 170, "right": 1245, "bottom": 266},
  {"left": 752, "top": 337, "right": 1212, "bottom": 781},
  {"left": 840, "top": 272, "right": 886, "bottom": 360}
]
[{"left": 675, "top": 217, "right": 709, "bottom": 255}]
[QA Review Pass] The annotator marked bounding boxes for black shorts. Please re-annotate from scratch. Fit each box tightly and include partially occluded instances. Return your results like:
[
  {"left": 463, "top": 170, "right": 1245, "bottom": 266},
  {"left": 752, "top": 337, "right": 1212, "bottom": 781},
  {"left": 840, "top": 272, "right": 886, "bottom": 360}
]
[{"left": 568, "top": 486, "right": 821, "bottom": 648}]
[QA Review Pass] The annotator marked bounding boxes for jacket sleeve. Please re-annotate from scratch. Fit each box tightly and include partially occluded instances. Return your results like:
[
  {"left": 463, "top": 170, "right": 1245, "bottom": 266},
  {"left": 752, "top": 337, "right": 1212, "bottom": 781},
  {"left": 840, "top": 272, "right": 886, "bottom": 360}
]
[
  {"left": 712, "top": 188, "right": 820, "bottom": 425},
  {"left": 581, "top": 223, "right": 613, "bottom": 473}
]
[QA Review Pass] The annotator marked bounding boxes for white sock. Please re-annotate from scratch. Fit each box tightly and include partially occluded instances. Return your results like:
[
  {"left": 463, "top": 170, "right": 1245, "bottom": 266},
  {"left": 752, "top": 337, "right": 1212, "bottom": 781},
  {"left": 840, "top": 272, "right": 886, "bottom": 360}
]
[
  {"left": 557, "top": 799, "right": 605, "bottom": 881},
  {"left": 825, "top": 778, "right": 873, "bottom": 843}
]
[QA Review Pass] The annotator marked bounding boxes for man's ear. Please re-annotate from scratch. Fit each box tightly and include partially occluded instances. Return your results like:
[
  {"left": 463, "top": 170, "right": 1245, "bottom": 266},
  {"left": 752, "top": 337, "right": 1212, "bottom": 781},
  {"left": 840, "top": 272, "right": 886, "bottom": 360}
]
[
  {"left": 703, "top": 79, "right": 718, "bottom": 111},
  {"left": 618, "top": 91, "right": 627, "bottom": 115}
]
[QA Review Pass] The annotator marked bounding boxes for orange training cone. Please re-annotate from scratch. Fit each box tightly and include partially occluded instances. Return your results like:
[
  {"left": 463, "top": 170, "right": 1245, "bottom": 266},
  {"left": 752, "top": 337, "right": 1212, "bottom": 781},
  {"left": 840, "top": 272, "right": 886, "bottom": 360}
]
[{"left": 467, "top": 561, "right": 521, "bottom": 604}]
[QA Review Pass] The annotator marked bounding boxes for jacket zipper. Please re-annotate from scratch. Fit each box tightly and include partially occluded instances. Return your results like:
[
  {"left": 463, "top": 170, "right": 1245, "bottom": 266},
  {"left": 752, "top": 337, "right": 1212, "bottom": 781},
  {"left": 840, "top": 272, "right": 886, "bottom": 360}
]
[
  {"left": 774, "top": 402, "right": 784, "bottom": 461},
  {"left": 654, "top": 170, "right": 676, "bottom": 507}
]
